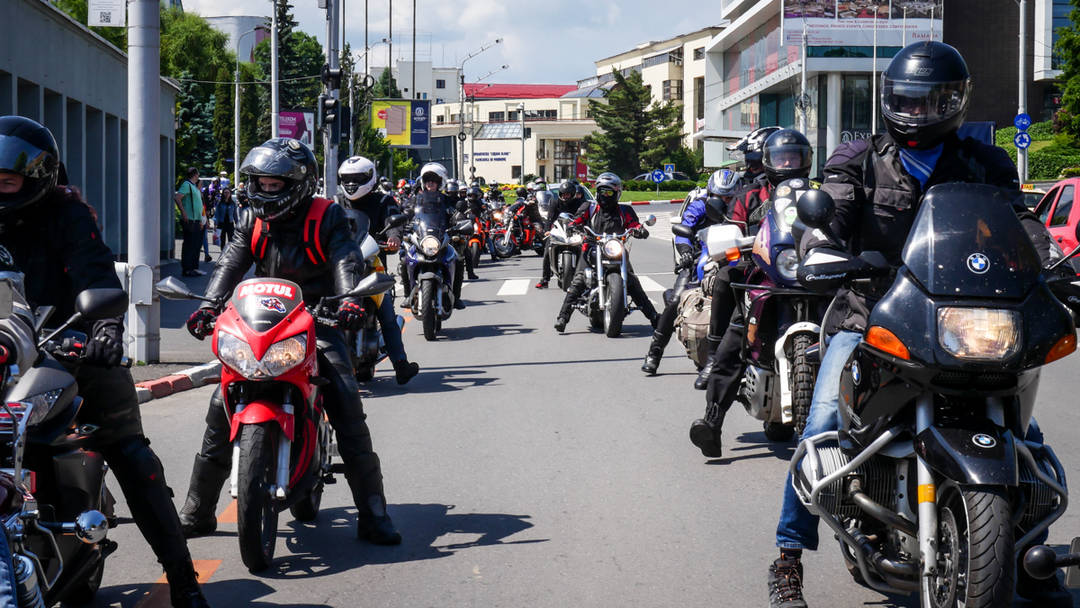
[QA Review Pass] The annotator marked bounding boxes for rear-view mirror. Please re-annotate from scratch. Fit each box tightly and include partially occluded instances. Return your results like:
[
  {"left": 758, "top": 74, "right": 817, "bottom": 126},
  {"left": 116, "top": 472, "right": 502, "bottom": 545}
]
[
  {"left": 75, "top": 288, "right": 128, "bottom": 320},
  {"left": 155, "top": 277, "right": 194, "bottom": 300},
  {"left": 644, "top": 214, "right": 657, "bottom": 227}
]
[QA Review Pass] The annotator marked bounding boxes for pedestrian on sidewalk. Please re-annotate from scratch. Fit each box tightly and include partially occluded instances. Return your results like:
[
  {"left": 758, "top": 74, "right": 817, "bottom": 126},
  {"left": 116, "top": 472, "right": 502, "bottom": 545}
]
[
  {"left": 174, "top": 167, "right": 205, "bottom": 277},
  {"left": 213, "top": 187, "right": 237, "bottom": 251}
]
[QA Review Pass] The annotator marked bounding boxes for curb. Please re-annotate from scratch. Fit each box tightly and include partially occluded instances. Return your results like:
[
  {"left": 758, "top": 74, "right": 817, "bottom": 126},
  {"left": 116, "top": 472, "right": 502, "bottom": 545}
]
[
  {"left": 135, "top": 361, "right": 221, "bottom": 404},
  {"left": 628, "top": 199, "right": 682, "bottom": 206}
]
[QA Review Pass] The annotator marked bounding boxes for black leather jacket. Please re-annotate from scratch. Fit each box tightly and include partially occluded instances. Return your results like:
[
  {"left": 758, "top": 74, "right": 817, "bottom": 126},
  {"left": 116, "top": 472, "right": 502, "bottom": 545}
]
[
  {"left": 340, "top": 191, "right": 402, "bottom": 241},
  {"left": 204, "top": 198, "right": 364, "bottom": 306}
]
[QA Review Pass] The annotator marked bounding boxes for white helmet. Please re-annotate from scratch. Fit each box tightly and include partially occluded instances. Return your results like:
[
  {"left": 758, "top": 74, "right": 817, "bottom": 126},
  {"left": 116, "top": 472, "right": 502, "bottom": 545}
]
[
  {"left": 337, "top": 156, "right": 378, "bottom": 201},
  {"left": 419, "top": 162, "right": 449, "bottom": 190}
]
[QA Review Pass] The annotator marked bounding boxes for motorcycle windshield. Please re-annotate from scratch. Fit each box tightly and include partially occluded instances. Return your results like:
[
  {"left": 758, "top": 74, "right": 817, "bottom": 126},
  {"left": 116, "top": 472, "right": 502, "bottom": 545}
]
[
  {"left": 230, "top": 278, "right": 304, "bottom": 332},
  {"left": 414, "top": 208, "right": 447, "bottom": 236},
  {"left": 901, "top": 184, "right": 1040, "bottom": 299}
]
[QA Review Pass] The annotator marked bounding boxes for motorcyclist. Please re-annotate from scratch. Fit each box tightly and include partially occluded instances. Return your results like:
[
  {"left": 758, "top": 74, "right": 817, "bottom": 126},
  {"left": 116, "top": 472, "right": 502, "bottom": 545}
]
[
  {"left": 488, "top": 182, "right": 504, "bottom": 203},
  {"left": 735, "top": 126, "right": 779, "bottom": 188},
  {"left": 337, "top": 156, "right": 420, "bottom": 385},
  {"left": 766, "top": 42, "right": 1070, "bottom": 608},
  {"left": 507, "top": 188, "right": 546, "bottom": 238},
  {"left": 179, "top": 138, "right": 402, "bottom": 549},
  {"left": 554, "top": 172, "right": 658, "bottom": 332},
  {"left": 464, "top": 185, "right": 486, "bottom": 218},
  {"left": 0, "top": 116, "right": 210, "bottom": 607},
  {"left": 640, "top": 169, "right": 735, "bottom": 374},
  {"left": 689, "top": 128, "right": 813, "bottom": 459},
  {"left": 536, "top": 180, "right": 586, "bottom": 288},
  {"left": 411, "top": 162, "right": 467, "bottom": 310}
]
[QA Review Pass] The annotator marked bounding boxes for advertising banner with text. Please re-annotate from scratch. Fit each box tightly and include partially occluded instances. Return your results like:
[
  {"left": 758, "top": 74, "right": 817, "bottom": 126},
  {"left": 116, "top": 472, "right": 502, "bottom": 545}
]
[
  {"left": 277, "top": 111, "right": 315, "bottom": 150},
  {"left": 782, "top": 1, "right": 943, "bottom": 48},
  {"left": 370, "top": 99, "right": 431, "bottom": 149}
]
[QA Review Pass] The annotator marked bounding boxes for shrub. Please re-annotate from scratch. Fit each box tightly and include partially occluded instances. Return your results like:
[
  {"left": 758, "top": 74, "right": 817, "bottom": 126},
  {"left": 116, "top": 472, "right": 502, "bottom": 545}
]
[
  {"left": 1028, "top": 146, "right": 1080, "bottom": 179},
  {"left": 623, "top": 179, "right": 698, "bottom": 192},
  {"left": 1060, "top": 166, "right": 1080, "bottom": 178}
]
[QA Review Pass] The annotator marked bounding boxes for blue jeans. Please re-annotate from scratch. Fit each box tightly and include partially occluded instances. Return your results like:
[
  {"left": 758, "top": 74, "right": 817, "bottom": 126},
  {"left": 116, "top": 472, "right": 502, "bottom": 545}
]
[
  {"left": 776, "top": 330, "right": 862, "bottom": 550},
  {"left": 376, "top": 294, "right": 407, "bottom": 363},
  {"left": 0, "top": 529, "right": 15, "bottom": 608},
  {"left": 775, "top": 331, "right": 1052, "bottom": 550}
]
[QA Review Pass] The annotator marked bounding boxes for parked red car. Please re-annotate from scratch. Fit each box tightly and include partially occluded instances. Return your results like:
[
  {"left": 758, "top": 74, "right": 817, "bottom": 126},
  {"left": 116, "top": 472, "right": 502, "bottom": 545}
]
[{"left": 1034, "top": 178, "right": 1080, "bottom": 254}]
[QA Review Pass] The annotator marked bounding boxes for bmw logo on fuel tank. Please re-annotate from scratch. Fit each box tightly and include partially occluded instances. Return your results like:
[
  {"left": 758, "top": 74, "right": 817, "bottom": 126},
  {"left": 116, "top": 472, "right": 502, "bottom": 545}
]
[
  {"left": 966, "top": 253, "right": 990, "bottom": 274},
  {"left": 972, "top": 433, "right": 997, "bottom": 449}
]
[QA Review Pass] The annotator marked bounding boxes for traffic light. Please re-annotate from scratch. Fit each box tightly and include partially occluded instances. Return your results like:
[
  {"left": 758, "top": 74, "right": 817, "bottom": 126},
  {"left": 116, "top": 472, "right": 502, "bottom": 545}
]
[
  {"left": 339, "top": 104, "right": 351, "bottom": 145},
  {"left": 321, "top": 64, "right": 343, "bottom": 90},
  {"left": 322, "top": 96, "right": 340, "bottom": 144}
]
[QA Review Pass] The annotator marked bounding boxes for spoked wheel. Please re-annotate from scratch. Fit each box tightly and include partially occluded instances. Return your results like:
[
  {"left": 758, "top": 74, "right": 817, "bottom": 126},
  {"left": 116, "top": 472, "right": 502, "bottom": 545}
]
[
  {"left": 237, "top": 422, "right": 279, "bottom": 572},
  {"left": 924, "top": 484, "right": 1014, "bottom": 608},
  {"left": 790, "top": 334, "right": 816, "bottom": 437},
  {"left": 603, "top": 274, "right": 625, "bottom": 338},
  {"left": 421, "top": 280, "right": 438, "bottom": 341}
]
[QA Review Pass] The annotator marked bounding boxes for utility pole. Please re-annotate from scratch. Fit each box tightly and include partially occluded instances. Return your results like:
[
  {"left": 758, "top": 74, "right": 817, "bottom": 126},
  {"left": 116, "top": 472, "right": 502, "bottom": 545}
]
[
  {"left": 324, "top": 0, "right": 341, "bottom": 197},
  {"left": 388, "top": 0, "right": 393, "bottom": 87},
  {"left": 365, "top": 0, "right": 369, "bottom": 76},
  {"left": 871, "top": 3, "right": 878, "bottom": 135},
  {"left": 271, "top": 0, "right": 280, "bottom": 137},
  {"left": 127, "top": 0, "right": 160, "bottom": 362},
  {"left": 1019, "top": 0, "right": 1029, "bottom": 182},
  {"left": 412, "top": 0, "right": 417, "bottom": 99},
  {"left": 519, "top": 102, "right": 526, "bottom": 183},
  {"left": 798, "top": 17, "right": 808, "bottom": 134}
]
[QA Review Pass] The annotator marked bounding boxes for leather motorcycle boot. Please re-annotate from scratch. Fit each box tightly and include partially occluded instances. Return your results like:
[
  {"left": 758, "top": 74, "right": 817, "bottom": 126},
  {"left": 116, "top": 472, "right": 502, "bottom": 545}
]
[
  {"left": 767, "top": 552, "right": 808, "bottom": 608},
  {"left": 393, "top": 359, "right": 420, "bottom": 385},
  {"left": 164, "top": 560, "right": 212, "bottom": 608},
  {"left": 693, "top": 335, "right": 724, "bottom": 390},
  {"left": 1017, "top": 557, "right": 1072, "bottom": 607},
  {"left": 177, "top": 455, "right": 230, "bottom": 538},
  {"left": 357, "top": 495, "right": 402, "bottom": 545},
  {"left": 689, "top": 400, "right": 726, "bottom": 458},
  {"left": 641, "top": 331, "right": 668, "bottom": 375}
]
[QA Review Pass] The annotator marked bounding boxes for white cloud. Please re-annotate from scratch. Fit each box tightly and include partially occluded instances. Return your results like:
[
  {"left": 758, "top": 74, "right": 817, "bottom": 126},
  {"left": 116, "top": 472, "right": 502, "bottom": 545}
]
[{"left": 182, "top": 0, "right": 723, "bottom": 84}]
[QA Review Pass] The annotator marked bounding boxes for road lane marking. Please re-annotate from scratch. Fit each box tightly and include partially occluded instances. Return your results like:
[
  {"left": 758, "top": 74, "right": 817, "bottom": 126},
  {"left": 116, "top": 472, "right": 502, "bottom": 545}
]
[
  {"left": 134, "top": 559, "right": 221, "bottom": 608},
  {"left": 637, "top": 276, "right": 666, "bottom": 292},
  {"left": 217, "top": 498, "right": 237, "bottom": 524},
  {"left": 496, "top": 279, "right": 531, "bottom": 296}
]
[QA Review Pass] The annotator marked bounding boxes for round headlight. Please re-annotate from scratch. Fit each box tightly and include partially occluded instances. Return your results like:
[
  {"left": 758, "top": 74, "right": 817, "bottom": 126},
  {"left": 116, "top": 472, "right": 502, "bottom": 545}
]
[
  {"left": 493, "top": 211, "right": 504, "bottom": 222},
  {"left": 937, "top": 307, "right": 1021, "bottom": 360},
  {"left": 420, "top": 236, "right": 441, "bottom": 257},
  {"left": 568, "top": 234, "right": 583, "bottom": 246},
  {"left": 602, "top": 239, "right": 624, "bottom": 259},
  {"left": 261, "top": 334, "right": 307, "bottom": 377},
  {"left": 776, "top": 248, "right": 799, "bottom": 280}
]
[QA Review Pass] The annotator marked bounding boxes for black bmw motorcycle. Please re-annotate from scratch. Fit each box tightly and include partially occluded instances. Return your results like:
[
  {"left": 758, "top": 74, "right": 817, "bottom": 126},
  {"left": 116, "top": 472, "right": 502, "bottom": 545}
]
[{"left": 790, "top": 184, "right": 1076, "bottom": 607}]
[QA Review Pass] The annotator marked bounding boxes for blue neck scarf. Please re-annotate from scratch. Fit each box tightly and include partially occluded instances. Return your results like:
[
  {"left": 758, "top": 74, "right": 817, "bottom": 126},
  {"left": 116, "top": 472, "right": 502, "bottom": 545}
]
[{"left": 898, "top": 143, "right": 944, "bottom": 190}]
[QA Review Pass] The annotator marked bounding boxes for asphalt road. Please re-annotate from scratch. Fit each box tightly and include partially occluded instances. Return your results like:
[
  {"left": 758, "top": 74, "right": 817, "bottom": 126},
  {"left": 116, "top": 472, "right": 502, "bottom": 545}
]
[{"left": 93, "top": 209, "right": 1080, "bottom": 607}]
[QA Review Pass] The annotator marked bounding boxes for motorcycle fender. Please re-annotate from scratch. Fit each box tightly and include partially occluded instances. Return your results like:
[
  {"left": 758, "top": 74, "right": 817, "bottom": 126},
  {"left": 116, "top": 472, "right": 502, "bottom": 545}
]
[
  {"left": 229, "top": 400, "right": 295, "bottom": 442},
  {"left": 773, "top": 323, "right": 822, "bottom": 423},
  {"left": 915, "top": 425, "right": 1018, "bottom": 486},
  {"left": 416, "top": 271, "right": 444, "bottom": 284}
]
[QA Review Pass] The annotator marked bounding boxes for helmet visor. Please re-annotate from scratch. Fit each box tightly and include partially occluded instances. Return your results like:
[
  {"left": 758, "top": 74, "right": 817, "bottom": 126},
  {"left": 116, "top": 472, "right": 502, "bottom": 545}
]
[
  {"left": 0, "top": 135, "right": 56, "bottom": 179},
  {"left": 765, "top": 146, "right": 812, "bottom": 172},
  {"left": 882, "top": 78, "right": 970, "bottom": 127},
  {"left": 340, "top": 169, "right": 374, "bottom": 188},
  {"left": 241, "top": 146, "right": 309, "bottom": 181}
]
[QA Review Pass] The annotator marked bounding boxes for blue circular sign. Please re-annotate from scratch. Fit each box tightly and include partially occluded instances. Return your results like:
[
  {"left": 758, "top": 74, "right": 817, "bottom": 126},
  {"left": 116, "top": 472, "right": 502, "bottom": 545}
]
[
  {"left": 1014, "top": 113, "right": 1032, "bottom": 131},
  {"left": 1014, "top": 132, "right": 1032, "bottom": 150},
  {"left": 651, "top": 170, "right": 666, "bottom": 183}
]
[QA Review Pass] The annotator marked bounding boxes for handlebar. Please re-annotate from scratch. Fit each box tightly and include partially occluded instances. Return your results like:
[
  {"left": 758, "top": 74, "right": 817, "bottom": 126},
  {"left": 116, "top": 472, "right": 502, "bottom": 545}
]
[{"left": 42, "top": 335, "right": 133, "bottom": 368}]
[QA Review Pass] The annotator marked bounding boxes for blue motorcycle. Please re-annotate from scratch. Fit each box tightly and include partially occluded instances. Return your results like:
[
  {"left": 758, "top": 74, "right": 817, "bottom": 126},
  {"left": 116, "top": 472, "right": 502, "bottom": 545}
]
[{"left": 403, "top": 206, "right": 472, "bottom": 341}]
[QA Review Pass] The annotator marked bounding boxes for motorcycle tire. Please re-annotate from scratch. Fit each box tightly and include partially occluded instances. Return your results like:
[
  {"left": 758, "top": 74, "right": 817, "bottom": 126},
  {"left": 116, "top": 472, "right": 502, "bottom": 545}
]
[
  {"left": 559, "top": 253, "right": 575, "bottom": 291},
  {"left": 421, "top": 280, "right": 438, "bottom": 341},
  {"left": 236, "top": 422, "right": 279, "bottom": 573},
  {"left": 492, "top": 233, "right": 517, "bottom": 259},
  {"left": 468, "top": 242, "right": 481, "bottom": 270},
  {"left": 290, "top": 482, "right": 323, "bottom": 522},
  {"left": 924, "top": 485, "right": 1014, "bottom": 608},
  {"left": 790, "top": 334, "right": 815, "bottom": 437},
  {"left": 354, "top": 364, "right": 375, "bottom": 382},
  {"left": 762, "top": 421, "right": 795, "bottom": 442},
  {"left": 604, "top": 274, "right": 625, "bottom": 338}
]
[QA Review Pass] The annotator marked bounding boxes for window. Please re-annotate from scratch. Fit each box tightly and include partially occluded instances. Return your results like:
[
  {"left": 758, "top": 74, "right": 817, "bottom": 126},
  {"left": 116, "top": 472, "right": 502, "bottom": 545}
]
[
  {"left": 512, "top": 165, "right": 522, "bottom": 179},
  {"left": 663, "top": 80, "right": 683, "bottom": 101},
  {"left": 421, "top": 92, "right": 428, "bottom": 99},
  {"left": 488, "top": 111, "right": 505, "bottom": 122},
  {"left": 436, "top": 115, "right": 445, "bottom": 124},
  {"left": 436, "top": 79, "right": 446, "bottom": 89},
  {"left": 435, "top": 98, "right": 444, "bottom": 104},
  {"left": 1037, "top": 188, "right": 1059, "bottom": 223},
  {"left": 694, "top": 76, "right": 705, "bottom": 120},
  {"left": 1050, "top": 186, "right": 1074, "bottom": 226},
  {"left": 693, "top": 46, "right": 705, "bottom": 61}
]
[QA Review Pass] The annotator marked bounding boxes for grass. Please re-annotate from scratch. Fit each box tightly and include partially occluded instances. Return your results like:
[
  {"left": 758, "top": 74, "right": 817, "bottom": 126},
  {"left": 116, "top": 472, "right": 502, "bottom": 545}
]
[{"left": 621, "top": 189, "right": 688, "bottom": 202}]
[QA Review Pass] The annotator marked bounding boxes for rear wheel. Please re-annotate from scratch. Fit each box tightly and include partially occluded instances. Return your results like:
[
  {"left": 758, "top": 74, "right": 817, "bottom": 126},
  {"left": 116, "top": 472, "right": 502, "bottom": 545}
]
[
  {"left": 790, "top": 334, "right": 816, "bottom": 437},
  {"left": 59, "top": 556, "right": 103, "bottom": 604},
  {"left": 421, "top": 280, "right": 438, "bottom": 341},
  {"left": 236, "top": 423, "right": 279, "bottom": 572},
  {"left": 604, "top": 274, "right": 625, "bottom": 338},
  {"left": 763, "top": 421, "right": 795, "bottom": 442},
  {"left": 354, "top": 364, "right": 375, "bottom": 382}
]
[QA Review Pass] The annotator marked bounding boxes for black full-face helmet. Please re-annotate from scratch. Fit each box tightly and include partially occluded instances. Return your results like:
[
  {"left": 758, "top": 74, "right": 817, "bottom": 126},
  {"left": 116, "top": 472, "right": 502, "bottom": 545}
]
[
  {"left": 241, "top": 138, "right": 317, "bottom": 221},
  {"left": 881, "top": 41, "right": 972, "bottom": 150},
  {"left": 558, "top": 180, "right": 576, "bottom": 201},
  {"left": 762, "top": 129, "right": 812, "bottom": 186},
  {"left": 593, "top": 172, "right": 622, "bottom": 208},
  {"left": 466, "top": 186, "right": 482, "bottom": 201},
  {"left": 0, "top": 116, "right": 60, "bottom": 215}
]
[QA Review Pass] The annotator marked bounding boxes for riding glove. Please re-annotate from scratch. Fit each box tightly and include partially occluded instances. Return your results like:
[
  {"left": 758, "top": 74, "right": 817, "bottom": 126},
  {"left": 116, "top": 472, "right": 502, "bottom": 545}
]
[{"left": 186, "top": 307, "right": 218, "bottom": 341}]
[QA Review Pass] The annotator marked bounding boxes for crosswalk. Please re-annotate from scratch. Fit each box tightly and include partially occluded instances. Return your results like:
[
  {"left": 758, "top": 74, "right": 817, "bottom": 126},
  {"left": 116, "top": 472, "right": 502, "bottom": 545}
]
[{"left": 476, "top": 275, "right": 668, "bottom": 294}]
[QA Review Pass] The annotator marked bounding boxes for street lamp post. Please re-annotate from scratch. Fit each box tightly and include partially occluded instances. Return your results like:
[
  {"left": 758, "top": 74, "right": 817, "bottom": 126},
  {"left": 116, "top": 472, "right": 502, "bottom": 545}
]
[
  {"left": 348, "top": 39, "right": 389, "bottom": 156},
  {"left": 467, "top": 65, "right": 509, "bottom": 182},
  {"left": 271, "top": 0, "right": 280, "bottom": 137},
  {"left": 235, "top": 27, "right": 260, "bottom": 186},
  {"left": 518, "top": 102, "right": 526, "bottom": 184},
  {"left": 458, "top": 38, "right": 503, "bottom": 179}
]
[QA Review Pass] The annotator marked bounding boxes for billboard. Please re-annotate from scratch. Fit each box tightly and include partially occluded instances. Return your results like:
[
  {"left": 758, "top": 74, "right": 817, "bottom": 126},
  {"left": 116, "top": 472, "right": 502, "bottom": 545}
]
[
  {"left": 277, "top": 111, "right": 315, "bottom": 150},
  {"left": 370, "top": 99, "right": 431, "bottom": 149},
  {"left": 782, "top": 1, "right": 943, "bottom": 48}
]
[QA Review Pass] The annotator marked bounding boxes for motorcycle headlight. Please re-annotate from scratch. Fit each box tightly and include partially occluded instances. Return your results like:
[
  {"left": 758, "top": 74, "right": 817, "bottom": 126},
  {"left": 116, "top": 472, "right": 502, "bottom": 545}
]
[
  {"left": 937, "top": 308, "right": 1021, "bottom": 360},
  {"left": 493, "top": 211, "right": 504, "bottom": 222},
  {"left": 261, "top": 335, "right": 307, "bottom": 377},
  {"left": 602, "top": 239, "right": 624, "bottom": 259},
  {"left": 217, "top": 332, "right": 307, "bottom": 379},
  {"left": 420, "top": 236, "right": 441, "bottom": 257},
  {"left": 776, "top": 248, "right": 799, "bottom": 280},
  {"left": 568, "top": 234, "right": 583, "bottom": 246},
  {"left": 217, "top": 331, "right": 262, "bottom": 378}
]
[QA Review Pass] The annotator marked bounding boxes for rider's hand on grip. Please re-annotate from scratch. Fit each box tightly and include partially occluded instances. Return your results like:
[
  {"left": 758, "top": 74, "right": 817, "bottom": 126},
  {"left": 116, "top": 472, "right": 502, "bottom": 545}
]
[
  {"left": 84, "top": 333, "right": 124, "bottom": 367},
  {"left": 634, "top": 227, "right": 649, "bottom": 239},
  {"left": 337, "top": 298, "right": 365, "bottom": 331},
  {"left": 676, "top": 252, "right": 695, "bottom": 271},
  {"left": 187, "top": 307, "right": 218, "bottom": 341},
  {"left": 386, "top": 236, "right": 402, "bottom": 251}
]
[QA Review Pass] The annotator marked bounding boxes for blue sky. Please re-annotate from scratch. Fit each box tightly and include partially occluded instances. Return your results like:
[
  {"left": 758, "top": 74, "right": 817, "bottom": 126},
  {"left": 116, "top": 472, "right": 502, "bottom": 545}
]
[{"left": 183, "top": 0, "right": 722, "bottom": 85}]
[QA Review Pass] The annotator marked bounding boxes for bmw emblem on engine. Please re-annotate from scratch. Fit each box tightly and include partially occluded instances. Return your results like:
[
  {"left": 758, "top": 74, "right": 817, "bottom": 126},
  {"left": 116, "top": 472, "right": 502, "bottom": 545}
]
[
  {"left": 972, "top": 433, "right": 997, "bottom": 449},
  {"left": 966, "top": 253, "right": 989, "bottom": 275}
]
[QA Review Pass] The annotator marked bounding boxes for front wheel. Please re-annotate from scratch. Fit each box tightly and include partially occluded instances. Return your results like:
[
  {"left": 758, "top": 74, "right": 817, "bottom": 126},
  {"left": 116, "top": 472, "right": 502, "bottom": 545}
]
[
  {"left": 467, "top": 242, "right": 481, "bottom": 270},
  {"left": 559, "top": 252, "right": 575, "bottom": 291},
  {"left": 492, "top": 231, "right": 517, "bottom": 258},
  {"left": 421, "top": 279, "right": 438, "bottom": 341},
  {"left": 604, "top": 274, "right": 625, "bottom": 338},
  {"left": 236, "top": 423, "right": 280, "bottom": 573},
  {"left": 924, "top": 485, "right": 1014, "bottom": 608},
  {"left": 789, "top": 334, "right": 816, "bottom": 437}
]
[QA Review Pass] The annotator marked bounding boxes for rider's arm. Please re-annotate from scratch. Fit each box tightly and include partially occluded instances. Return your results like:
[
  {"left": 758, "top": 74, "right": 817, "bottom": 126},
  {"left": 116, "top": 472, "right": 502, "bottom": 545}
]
[
  {"left": 0, "top": 281, "right": 37, "bottom": 372},
  {"left": 676, "top": 199, "right": 706, "bottom": 250},
  {"left": 321, "top": 204, "right": 366, "bottom": 297},
  {"left": 379, "top": 194, "right": 403, "bottom": 241},
  {"left": 204, "top": 207, "right": 257, "bottom": 305},
  {"left": 800, "top": 140, "right": 874, "bottom": 256}
]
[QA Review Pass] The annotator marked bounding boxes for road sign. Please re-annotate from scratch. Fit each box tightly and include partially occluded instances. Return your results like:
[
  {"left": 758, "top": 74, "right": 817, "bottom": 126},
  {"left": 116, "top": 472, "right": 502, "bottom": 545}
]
[
  {"left": 651, "top": 170, "right": 666, "bottom": 183},
  {"left": 664, "top": 163, "right": 675, "bottom": 175},
  {"left": 457, "top": 131, "right": 467, "bottom": 142},
  {"left": 1014, "top": 132, "right": 1032, "bottom": 150},
  {"left": 1014, "top": 113, "right": 1032, "bottom": 131}
]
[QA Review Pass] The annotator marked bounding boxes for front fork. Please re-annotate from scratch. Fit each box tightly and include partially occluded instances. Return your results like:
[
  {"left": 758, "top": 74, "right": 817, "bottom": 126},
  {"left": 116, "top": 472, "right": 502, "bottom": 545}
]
[
  {"left": 915, "top": 393, "right": 938, "bottom": 586},
  {"left": 228, "top": 397, "right": 295, "bottom": 501}
]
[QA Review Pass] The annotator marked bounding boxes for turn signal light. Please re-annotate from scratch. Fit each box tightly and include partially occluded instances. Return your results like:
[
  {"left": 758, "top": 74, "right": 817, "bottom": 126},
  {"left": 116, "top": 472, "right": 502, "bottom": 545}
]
[
  {"left": 866, "top": 326, "right": 910, "bottom": 360},
  {"left": 725, "top": 247, "right": 741, "bottom": 262},
  {"left": 1045, "top": 333, "right": 1077, "bottom": 364}
]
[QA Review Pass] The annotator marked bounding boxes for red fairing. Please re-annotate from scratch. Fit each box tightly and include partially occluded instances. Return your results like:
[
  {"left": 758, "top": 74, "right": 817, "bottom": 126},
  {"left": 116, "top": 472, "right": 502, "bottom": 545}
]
[{"left": 228, "top": 400, "right": 296, "bottom": 442}]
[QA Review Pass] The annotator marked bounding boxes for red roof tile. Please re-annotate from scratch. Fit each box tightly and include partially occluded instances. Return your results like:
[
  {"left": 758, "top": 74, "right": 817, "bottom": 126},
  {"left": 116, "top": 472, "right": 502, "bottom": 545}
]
[{"left": 463, "top": 83, "right": 577, "bottom": 99}]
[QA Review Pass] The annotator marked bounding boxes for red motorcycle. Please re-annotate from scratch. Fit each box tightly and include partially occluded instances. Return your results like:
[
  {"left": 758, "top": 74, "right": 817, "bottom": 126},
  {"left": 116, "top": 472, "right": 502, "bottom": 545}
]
[
  {"left": 491, "top": 201, "right": 544, "bottom": 258},
  {"left": 156, "top": 273, "right": 393, "bottom": 572}
]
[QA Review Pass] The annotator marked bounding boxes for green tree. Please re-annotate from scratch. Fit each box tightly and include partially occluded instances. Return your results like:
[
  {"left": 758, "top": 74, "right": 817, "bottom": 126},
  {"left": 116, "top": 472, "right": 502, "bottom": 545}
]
[
  {"left": 175, "top": 70, "right": 217, "bottom": 174},
  {"left": 253, "top": 1, "right": 325, "bottom": 138},
  {"left": 640, "top": 99, "right": 689, "bottom": 173},
  {"left": 212, "top": 66, "right": 235, "bottom": 172},
  {"left": 1056, "top": 1, "right": 1080, "bottom": 141},
  {"left": 583, "top": 70, "right": 652, "bottom": 177},
  {"left": 53, "top": 0, "right": 127, "bottom": 49},
  {"left": 373, "top": 68, "right": 402, "bottom": 99}
]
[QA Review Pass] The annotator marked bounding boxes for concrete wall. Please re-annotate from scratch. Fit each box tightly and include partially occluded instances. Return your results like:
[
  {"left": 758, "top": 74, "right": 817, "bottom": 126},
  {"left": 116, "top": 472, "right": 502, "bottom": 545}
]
[{"left": 1, "top": 0, "right": 178, "bottom": 258}]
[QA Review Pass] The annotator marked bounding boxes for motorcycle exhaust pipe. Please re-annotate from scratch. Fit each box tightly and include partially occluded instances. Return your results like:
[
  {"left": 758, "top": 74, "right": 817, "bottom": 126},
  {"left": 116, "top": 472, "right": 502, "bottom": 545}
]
[
  {"left": 848, "top": 478, "right": 918, "bottom": 537},
  {"left": 848, "top": 527, "right": 920, "bottom": 591}
]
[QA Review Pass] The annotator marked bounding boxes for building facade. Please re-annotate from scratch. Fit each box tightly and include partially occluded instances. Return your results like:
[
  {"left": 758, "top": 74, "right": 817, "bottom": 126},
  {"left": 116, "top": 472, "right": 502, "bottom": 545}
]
[
  {"left": 589, "top": 26, "right": 726, "bottom": 150},
  {"left": 4, "top": 0, "right": 179, "bottom": 258}
]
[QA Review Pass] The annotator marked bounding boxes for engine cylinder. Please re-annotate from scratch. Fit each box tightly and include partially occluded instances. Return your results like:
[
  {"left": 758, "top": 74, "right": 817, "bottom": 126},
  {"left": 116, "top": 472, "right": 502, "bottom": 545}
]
[{"left": 801, "top": 446, "right": 895, "bottom": 518}]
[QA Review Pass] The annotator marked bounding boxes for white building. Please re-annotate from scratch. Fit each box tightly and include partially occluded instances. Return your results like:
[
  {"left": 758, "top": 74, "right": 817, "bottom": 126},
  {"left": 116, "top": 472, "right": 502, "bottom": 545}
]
[{"left": 388, "top": 61, "right": 461, "bottom": 105}]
